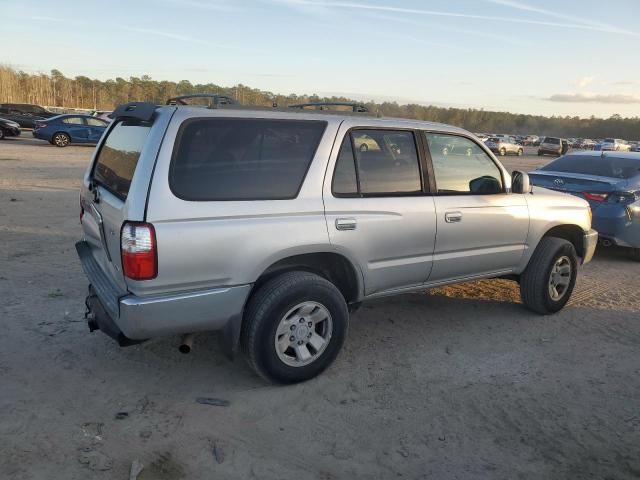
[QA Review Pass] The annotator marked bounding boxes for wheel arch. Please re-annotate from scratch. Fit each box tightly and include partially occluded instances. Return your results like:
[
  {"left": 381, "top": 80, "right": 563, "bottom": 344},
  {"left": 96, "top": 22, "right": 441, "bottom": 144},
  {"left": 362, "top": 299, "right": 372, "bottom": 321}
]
[{"left": 250, "top": 251, "right": 364, "bottom": 305}]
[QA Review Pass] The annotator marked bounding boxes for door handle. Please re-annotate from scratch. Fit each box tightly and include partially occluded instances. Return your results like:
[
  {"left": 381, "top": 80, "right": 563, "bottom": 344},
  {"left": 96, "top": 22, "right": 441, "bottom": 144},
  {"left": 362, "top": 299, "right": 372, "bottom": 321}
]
[
  {"left": 335, "top": 218, "right": 357, "bottom": 231},
  {"left": 445, "top": 211, "right": 463, "bottom": 223}
]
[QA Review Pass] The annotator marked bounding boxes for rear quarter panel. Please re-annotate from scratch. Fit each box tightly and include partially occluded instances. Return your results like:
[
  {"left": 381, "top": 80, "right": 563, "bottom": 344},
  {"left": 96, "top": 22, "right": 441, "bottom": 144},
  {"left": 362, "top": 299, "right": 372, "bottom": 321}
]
[{"left": 142, "top": 109, "right": 343, "bottom": 297}]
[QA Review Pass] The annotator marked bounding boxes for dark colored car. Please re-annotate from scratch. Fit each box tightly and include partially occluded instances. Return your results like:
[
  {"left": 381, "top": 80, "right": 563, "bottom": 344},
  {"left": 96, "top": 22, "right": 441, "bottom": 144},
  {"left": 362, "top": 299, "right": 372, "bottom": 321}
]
[
  {"left": 0, "top": 103, "right": 58, "bottom": 128},
  {"left": 0, "top": 117, "right": 22, "bottom": 139},
  {"left": 32, "top": 115, "right": 109, "bottom": 147},
  {"left": 529, "top": 151, "right": 640, "bottom": 261}
]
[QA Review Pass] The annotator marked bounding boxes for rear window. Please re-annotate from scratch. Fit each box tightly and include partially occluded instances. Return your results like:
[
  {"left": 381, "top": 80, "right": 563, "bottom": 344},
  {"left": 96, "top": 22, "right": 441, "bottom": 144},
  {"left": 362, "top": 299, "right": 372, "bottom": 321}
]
[
  {"left": 92, "top": 120, "right": 151, "bottom": 200},
  {"left": 604, "top": 138, "right": 615, "bottom": 143},
  {"left": 544, "top": 137, "right": 560, "bottom": 145},
  {"left": 541, "top": 155, "right": 640, "bottom": 179},
  {"left": 170, "top": 118, "right": 326, "bottom": 201}
]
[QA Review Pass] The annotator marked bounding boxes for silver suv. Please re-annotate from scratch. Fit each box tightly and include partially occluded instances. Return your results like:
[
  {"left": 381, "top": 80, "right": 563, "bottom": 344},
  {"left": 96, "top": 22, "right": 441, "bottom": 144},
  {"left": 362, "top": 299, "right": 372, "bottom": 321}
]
[{"left": 77, "top": 97, "right": 597, "bottom": 383}]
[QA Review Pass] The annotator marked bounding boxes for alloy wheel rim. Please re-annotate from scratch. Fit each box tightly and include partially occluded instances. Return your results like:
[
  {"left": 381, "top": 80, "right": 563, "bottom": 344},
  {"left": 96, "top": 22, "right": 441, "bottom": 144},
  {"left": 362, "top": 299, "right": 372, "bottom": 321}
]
[
  {"left": 55, "top": 134, "right": 68, "bottom": 146},
  {"left": 274, "top": 301, "right": 333, "bottom": 367},
  {"left": 548, "top": 255, "right": 571, "bottom": 301}
]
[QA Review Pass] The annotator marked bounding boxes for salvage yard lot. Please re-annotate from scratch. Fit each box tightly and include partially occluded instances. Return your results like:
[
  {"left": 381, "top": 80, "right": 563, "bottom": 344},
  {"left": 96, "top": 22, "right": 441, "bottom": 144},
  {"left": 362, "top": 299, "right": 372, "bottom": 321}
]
[{"left": 1, "top": 137, "right": 639, "bottom": 479}]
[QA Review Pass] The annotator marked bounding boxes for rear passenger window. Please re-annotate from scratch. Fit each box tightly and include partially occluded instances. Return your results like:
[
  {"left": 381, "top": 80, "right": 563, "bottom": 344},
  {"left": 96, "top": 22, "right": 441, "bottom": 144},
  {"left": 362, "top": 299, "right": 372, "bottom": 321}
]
[
  {"left": 425, "top": 133, "right": 503, "bottom": 194},
  {"left": 170, "top": 118, "right": 326, "bottom": 201},
  {"left": 63, "top": 117, "right": 83, "bottom": 125},
  {"left": 93, "top": 121, "right": 151, "bottom": 200},
  {"left": 332, "top": 129, "right": 422, "bottom": 196}
]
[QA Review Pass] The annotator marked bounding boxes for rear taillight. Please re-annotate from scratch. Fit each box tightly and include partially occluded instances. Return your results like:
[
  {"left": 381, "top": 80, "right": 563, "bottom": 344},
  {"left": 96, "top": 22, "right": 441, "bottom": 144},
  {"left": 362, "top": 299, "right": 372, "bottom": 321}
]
[
  {"left": 34, "top": 122, "right": 47, "bottom": 129},
  {"left": 583, "top": 192, "right": 608, "bottom": 202},
  {"left": 121, "top": 222, "right": 157, "bottom": 280}
]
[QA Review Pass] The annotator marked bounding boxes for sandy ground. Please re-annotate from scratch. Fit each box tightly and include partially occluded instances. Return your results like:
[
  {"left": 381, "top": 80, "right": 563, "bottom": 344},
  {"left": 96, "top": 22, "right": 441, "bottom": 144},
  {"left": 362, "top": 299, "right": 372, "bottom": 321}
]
[{"left": 1, "top": 137, "right": 639, "bottom": 480}]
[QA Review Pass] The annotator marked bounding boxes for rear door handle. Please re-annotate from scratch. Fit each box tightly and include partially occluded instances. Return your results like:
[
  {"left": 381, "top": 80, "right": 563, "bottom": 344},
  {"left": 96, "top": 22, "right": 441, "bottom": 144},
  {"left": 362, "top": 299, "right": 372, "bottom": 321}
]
[
  {"left": 445, "top": 211, "right": 463, "bottom": 223},
  {"left": 335, "top": 218, "right": 357, "bottom": 231}
]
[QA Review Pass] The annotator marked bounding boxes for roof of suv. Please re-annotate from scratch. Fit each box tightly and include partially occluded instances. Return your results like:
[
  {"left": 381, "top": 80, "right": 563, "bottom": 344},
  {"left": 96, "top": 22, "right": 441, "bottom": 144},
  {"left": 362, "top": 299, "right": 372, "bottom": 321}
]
[{"left": 165, "top": 104, "right": 470, "bottom": 136}]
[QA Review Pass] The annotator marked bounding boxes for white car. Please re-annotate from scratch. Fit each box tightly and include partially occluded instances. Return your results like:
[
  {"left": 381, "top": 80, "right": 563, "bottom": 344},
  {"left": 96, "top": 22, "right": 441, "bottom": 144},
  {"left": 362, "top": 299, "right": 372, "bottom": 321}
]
[{"left": 602, "top": 138, "right": 631, "bottom": 152}]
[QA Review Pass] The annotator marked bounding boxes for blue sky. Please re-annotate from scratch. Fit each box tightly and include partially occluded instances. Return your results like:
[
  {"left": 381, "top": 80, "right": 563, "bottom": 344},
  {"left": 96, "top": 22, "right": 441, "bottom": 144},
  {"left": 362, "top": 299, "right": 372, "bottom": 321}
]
[{"left": 3, "top": 0, "right": 639, "bottom": 118}]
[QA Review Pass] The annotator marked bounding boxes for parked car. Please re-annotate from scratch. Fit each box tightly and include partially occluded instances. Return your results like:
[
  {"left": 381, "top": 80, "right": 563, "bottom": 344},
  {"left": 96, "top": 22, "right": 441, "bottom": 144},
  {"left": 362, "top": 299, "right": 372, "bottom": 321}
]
[
  {"left": 0, "top": 117, "right": 22, "bottom": 140},
  {"left": 602, "top": 138, "right": 631, "bottom": 152},
  {"left": 485, "top": 136, "right": 523, "bottom": 156},
  {"left": 0, "top": 103, "right": 57, "bottom": 128},
  {"left": 523, "top": 135, "right": 539, "bottom": 146},
  {"left": 631, "top": 143, "right": 640, "bottom": 152},
  {"left": 538, "top": 137, "right": 564, "bottom": 156},
  {"left": 529, "top": 151, "right": 640, "bottom": 261},
  {"left": 32, "top": 115, "right": 109, "bottom": 147},
  {"left": 76, "top": 98, "right": 596, "bottom": 384},
  {"left": 92, "top": 110, "right": 114, "bottom": 122}
]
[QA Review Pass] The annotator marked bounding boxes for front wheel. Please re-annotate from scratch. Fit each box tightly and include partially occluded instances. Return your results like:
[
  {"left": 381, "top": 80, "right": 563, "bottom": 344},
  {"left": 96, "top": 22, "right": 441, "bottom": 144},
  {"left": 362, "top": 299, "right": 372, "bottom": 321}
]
[
  {"left": 0, "top": 128, "right": 5, "bottom": 140},
  {"left": 499, "top": 148, "right": 506, "bottom": 156},
  {"left": 537, "top": 150, "right": 544, "bottom": 156},
  {"left": 241, "top": 271, "right": 349, "bottom": 384},
  {"left": 517, "top": 148, "right": 523, "bottom": 156},
  {"left": 520, "top": 237, "right": 578, "bottom": 315},
  {"left": 629, "top": 248, "right": 640, "bottom": 262},
  {"left": 52, "top": 132, "right": 70, "bottom": 147}
]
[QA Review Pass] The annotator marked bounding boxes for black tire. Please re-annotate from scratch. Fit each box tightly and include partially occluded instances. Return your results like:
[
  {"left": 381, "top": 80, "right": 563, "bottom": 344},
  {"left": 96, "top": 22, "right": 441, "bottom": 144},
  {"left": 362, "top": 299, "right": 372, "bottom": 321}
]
[
  {"left": 52, "top": 132, "right": 70, "bottom": 147},
  {"left": 241, "top": 271, "right": 349, "bottom": 384},
  {"left": 537, "top": 150, "right": 543, "bottom": 156},
  {"left": 499, "top": 148, "right": 506, "bottom": 156},
  {"left": 0, "top": 128, "right": 5, "bottom": 140},
  {"left": 359, "top": 143, "right": 368, "bottom": 152},
  {"left": 520, "top": 237, "right": 578, "bottom": 315},
  {"left": 517, "top": 148, "right": 523, "bottom": 156},
  {"left": 629, "top": 248, "right": 640, "bottom": 262}
]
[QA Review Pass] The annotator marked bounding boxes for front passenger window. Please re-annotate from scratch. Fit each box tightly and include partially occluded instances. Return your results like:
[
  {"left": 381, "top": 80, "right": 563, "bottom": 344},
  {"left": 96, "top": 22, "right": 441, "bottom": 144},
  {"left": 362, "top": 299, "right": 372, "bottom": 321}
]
[{"left": 425, "top": 133, "right": 503, "bottom": 194}]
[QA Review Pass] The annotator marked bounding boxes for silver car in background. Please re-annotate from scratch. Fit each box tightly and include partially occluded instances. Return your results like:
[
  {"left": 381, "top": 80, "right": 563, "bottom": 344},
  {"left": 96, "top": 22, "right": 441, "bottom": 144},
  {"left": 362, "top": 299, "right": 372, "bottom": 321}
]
[{"left": 485, "top": 136, "right": 524, "bottom": 156}]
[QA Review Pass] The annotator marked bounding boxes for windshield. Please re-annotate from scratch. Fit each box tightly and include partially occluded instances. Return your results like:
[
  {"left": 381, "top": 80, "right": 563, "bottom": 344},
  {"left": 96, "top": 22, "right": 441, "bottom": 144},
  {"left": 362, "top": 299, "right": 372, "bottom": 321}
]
[{"left": 541, "top": 155, "right": 640, "bottom": 179}]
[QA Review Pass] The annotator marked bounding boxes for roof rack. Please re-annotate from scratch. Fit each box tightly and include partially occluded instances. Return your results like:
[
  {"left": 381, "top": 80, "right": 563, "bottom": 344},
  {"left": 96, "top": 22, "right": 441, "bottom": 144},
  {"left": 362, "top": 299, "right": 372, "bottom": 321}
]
[
  {"left": 288, "top": 102, "right": 369, "bottom": 113},
  {"left": 112, "top": 102, "right": 157, "bottom": 122},
  {"left": 166, "top": 94, "right": 237, "bottom": 108}
]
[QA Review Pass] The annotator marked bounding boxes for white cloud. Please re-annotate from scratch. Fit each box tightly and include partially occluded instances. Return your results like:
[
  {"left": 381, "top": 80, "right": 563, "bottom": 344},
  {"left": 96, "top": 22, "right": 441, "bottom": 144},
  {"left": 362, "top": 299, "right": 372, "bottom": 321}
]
[
  {"left": 269, "top": 0, "right": 640, "bottom": 36},
  {"left": 575, "top": 76, "right": 595, "bottom": 88},
  {"left": 547, "top": 93, "right": 640, "bottom": 104}
]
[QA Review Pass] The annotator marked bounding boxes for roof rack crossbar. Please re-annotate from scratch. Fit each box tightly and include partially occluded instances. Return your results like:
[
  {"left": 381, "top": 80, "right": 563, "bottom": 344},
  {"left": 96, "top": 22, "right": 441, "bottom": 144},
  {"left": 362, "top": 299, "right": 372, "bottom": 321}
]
[
  {"left": 166, "top": 94, "right": 237, "bottom": 108},
  {"left": 288, "top": 102, "right": 369, "bottom": 113}
]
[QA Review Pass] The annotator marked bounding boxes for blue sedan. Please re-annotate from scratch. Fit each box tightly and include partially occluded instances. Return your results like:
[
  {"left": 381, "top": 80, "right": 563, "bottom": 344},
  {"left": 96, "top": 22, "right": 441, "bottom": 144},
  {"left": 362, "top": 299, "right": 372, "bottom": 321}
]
[
  {"left": 530, "top": 151, "right": 640, "bottom": 261},
  {"left": 32, "top": 114, "right": 109, "bottom": 147}
]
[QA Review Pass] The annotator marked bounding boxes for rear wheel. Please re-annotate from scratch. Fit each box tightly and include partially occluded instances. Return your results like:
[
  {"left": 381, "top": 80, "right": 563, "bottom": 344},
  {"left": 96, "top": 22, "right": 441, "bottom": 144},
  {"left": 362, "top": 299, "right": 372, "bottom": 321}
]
[
  {"left": 517, "top": 148, "right": 523, "bottom": 156},
  {"left": 499, "top": 147, "right": 506, "bottom": 156},
  {"left": 52, "top": 132, "right": 70, "bottom": 147},
  {"left": 0, "top": 128, "right": 5, "bottom": 140},
  {"left": 520, "top": 237, "right": 578, "bottom": 314},
  {"left": 242, "top": 271, "right": 349, "bottom": 384},
  {"left": 630, "top": 248, "right": 640, "bottom": 262},
  {"left": 537, "top": 150, "right": 543, "bottom": 156}
]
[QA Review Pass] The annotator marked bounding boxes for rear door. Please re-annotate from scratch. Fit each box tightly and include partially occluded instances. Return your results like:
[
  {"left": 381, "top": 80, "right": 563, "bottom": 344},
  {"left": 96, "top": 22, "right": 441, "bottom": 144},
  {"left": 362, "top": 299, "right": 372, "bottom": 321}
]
[
  {"left": 424, "top": 132, "right": 529, "bottom": 282},
  {"left": 62, "top": 116, "right": 89, "bottom": 142},
  {"left": 81, "top": 117, "right": 158, "bottom": 291},
  {"left": 323, "top": 125, "right": 437, "bottom": 295},
  {"left": 85, "top": 117, "right": 108, "bottom": 143}
]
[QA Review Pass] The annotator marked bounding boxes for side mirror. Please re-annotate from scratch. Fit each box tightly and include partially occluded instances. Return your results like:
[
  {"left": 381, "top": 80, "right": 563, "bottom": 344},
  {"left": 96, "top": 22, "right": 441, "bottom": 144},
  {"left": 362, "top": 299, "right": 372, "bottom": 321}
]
[{"left": 511, "top": 170, "right": 531, "bottom": 194}]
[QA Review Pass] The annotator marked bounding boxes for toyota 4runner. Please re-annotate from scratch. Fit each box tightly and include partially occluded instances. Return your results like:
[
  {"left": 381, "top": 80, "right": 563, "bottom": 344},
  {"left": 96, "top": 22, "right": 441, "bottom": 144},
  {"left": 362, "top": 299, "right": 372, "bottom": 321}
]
[{"left": 77, "top": 96, "right": 598, "bottom": 383}]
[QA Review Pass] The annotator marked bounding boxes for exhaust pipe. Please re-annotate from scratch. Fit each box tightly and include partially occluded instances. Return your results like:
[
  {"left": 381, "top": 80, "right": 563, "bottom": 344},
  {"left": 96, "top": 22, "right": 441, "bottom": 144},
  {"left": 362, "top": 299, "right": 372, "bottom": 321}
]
[
  {"left": 601, "top": 239, "right": 612, "bottom": 247},
  {"left": 179, "top": 334, "right": 194, "bottom": 354}
]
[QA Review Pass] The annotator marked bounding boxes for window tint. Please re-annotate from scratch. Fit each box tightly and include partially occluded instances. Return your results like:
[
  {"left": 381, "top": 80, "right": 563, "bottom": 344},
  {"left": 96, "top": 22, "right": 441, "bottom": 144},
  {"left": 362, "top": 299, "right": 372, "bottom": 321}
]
[
  {"left": 332, "top": 137, "right": 358, "bottom": 195},
  {"left": 351, "top": 130, "right": 421, "bottom": 194},
  {"left": 63, "top": 116, "right": 83, "bottom": 125},
  {"left": 86, "top": 117, "right": 107, "bottom": 127},
  {"left": 93, "top": 120, "right": 151, "bottom": 199},
  {"left": 425, "top": 133, "right": 503, "bottom": 194},
  {"left": 170, "top": 118, "right": 326, "bottom": 201},
  {"left": 541, "top": 155, "right": 640, "bottom": 179},
  {"left": 544, "top": 137, "right": 560, "bottom": 145}
]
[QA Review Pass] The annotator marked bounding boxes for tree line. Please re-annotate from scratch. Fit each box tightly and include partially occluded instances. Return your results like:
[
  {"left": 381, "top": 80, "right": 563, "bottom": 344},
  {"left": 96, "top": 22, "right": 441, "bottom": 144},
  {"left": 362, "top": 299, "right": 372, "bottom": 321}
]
[{"left": 1, "top": 66, "right": 638, "bottom": 139}]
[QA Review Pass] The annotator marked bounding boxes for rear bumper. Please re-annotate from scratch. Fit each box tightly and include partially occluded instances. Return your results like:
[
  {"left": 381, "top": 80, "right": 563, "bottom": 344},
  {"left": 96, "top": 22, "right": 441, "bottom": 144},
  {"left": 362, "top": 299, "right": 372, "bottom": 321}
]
[
  {"left": 582, "top": 229, "right": 598, "bottom": 264},
  {"left": 76, "top": 241, "right": 250, "bottom": 351},
  {"left": 3, "top": 126, "right": 20, "bottom": 136},
  {"left": 592, "top": 210, "right": 640, "bottom": 249}
]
